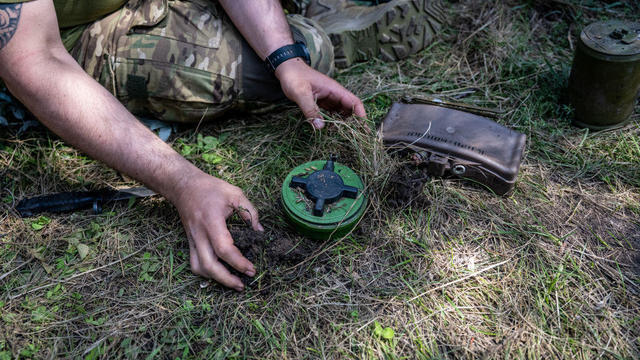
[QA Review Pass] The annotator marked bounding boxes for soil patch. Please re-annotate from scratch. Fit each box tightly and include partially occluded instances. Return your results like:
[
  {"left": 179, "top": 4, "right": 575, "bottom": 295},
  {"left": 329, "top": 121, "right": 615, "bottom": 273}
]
[
  {"left": 384, "top": 166, "right": 430, "bottom": 209},
  {"left": 231, "top": 228, "right": 318, "bottom": 266},
  {"left": 229, "top": 227, "right": 322, "bottom": 288},
  {"left": 573, "top": 208, "right": 640, "bottom": 276}
]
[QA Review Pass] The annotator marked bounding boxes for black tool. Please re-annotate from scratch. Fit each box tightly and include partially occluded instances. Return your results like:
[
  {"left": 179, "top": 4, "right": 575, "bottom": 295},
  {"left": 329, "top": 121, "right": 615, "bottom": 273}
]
[
  {"left": 289, "top": 155, "right": 359, "bottom": 216},
  {"left": 15, "top": 187, "right": 156, "bottom": 217}
]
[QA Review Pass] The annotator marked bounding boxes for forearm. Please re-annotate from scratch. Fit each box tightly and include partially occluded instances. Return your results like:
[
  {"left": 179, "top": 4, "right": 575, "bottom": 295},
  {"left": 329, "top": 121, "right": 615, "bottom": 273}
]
[
  {"left": 2, "top": 49, "right": 201, "bottom": 203},
  {"left": 0, "top": 0, "right": 265, "bottom": 290},
  {"left": 217, "top": 0, "right": 293, "bottom": 59}
]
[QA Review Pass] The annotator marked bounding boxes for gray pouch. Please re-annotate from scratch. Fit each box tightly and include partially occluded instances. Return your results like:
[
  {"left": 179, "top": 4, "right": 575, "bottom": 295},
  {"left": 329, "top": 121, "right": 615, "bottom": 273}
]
[{"left": 381, "top": 101, "right": 526, "bottom": 195}]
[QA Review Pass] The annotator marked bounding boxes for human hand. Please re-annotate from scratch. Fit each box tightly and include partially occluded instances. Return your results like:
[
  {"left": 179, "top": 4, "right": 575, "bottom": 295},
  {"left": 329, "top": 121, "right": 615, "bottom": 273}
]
[
  {"left": 172, "top": 172, "right": 263, "bottom": 291},
  {"left": 275, "top": 58, "right": 367, "bottom": 129}
]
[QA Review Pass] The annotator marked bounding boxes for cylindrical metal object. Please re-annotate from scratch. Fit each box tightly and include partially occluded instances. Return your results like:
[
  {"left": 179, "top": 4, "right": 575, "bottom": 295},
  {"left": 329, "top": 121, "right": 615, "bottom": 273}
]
[
  {"left": 281, "top": 160, "right": 367, "bottom": 240},
  {"left": 568, "top": 20, "right": 640, "bottom": 130}
]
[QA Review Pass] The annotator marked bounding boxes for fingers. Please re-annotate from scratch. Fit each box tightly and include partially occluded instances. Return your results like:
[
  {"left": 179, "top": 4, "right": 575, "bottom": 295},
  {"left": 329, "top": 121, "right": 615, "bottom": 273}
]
[
  {"left": 314, "top": 78, "right": 367, "bottom": 120},
  {"left": 351, "top": 97, "right": 367, "bottom": 118},
  {"left": 290, "top": 83, "right": 325, "bottom": 129},
  {"left": 317, "top": 97, "right": 343, "bottom": 113},
  {"left": 191, "top": 226, "right": 245, "bottom": 291},
  {"left": 188, "top": 237, "right": 202, "bottom": 276},
  {"left": 332, "top": 85, "right": 367, "bottom": 119},
  {"left": 180, "top": 176, "right": 264, "bottom": 291},
  {"left": 207, "top": 217, "right": 256, "bottom": 278},
  {"left": 280, "top": 64, "right": 367, "bottom": 128},
  {"left": 235, "top": 196, "right": 264, "bottom": 232}
]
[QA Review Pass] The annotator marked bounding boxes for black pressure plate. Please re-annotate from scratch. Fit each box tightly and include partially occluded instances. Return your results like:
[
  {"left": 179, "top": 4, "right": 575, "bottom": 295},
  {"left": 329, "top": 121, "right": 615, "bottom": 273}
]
[{"left": 290, "top": 156, "right": 359, "bottom": 216}]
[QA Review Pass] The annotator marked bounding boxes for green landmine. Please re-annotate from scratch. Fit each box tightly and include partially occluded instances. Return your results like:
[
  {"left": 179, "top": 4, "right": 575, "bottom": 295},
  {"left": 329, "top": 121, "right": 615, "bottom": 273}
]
[
  {"left": 281, "top": 158, "right": 367, "bottom": 240},
  {"left": 569, "top": 20, "right": 640, "bottom": 130}
]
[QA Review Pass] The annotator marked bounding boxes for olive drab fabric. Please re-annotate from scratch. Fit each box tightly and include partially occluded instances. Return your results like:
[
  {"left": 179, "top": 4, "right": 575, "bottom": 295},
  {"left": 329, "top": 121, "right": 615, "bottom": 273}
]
[
  {"left": 288, "top": 14, "right": 335, "bottom": 77},
  {"left": 70, "top": 0, "right": 333, "bottom": 123},
  {"left": 71, "top": 0, "right": 243, "bottom": 123},
  {"left": 52, "top": 0, "right": 129, "bottom": 28},
  {"left": 1, "top": 0, "right": 334, "bottom": 123}
]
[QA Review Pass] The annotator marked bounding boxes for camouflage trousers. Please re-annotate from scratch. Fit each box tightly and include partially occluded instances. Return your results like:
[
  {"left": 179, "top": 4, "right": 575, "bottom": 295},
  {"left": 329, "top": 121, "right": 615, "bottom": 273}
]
[
  {"left": 281, "top": 0, "right": 311, "bottom": 14},
  {"left": 71, "top": 0, "right": 334, "bottom": 123}
]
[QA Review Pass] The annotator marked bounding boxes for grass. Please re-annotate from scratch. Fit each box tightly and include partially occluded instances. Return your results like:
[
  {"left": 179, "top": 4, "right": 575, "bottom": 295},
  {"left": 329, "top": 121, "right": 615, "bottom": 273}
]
[{"left": 1, "top": 0, "right": 640, "bottom": 358}]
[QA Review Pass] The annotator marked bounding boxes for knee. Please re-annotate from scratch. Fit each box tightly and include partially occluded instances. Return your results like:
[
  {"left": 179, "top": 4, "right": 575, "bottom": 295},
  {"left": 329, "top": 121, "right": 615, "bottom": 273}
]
[{"left": 287, "top": 15, "right": 335, "bottom": 77}]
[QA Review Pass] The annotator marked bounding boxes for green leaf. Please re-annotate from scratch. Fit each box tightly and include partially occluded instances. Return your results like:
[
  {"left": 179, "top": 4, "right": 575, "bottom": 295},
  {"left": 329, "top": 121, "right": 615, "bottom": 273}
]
[
  {"left": 181, "top": 144, "right": 193, "bottom": 156},
  {"left": 76, "top": 244, "right": 90, "bottom": 260},
  {"left": 46, "top": 284, "right": 63, "bottom": 299},
  {"left": 381, "top": 327, "right": 395, "bottom": 340},
  {"left": 202, "top": 136, "right": 219, "bottom": 150},
  {"left": 31, "top": 223, "right": 44, "bottom": 230},
  {"left": 65, "top": 231, "right": 82, "bottom": 246},
  {"left": 86, "top": 316, "right": 107, "bottom": 326},
  {"left": 144, "top": 346, "right": 163, "bottom": 360},
  {"left": 127, "top": 196, "right": 136, "bottom": 209},
  {"left": 373, "top": 321, "right": 383, "bottom": 337},
  {"left": 202, "top": 153, "right": 222, "bottom": 164},
  {"left": 183, "top": 300, "right": 194, "bottom": 311},
  {"left": 19, "top": 344, "right": 38, "bottom": 358},
  {"left": 2, "top": 313, "right": 16, "bottom": 323},
  {"left": 30, "top": 216, "right": 51, "bottom": 231},
  {"left": 31, "top": 306, "right": 51, "bottom": 323}
]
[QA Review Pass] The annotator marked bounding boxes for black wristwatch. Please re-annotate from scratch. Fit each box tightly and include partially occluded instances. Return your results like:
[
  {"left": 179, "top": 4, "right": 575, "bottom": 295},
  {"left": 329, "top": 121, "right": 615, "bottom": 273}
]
[{"left": 264, "top": 41, "right": 311, "bottom": 73}]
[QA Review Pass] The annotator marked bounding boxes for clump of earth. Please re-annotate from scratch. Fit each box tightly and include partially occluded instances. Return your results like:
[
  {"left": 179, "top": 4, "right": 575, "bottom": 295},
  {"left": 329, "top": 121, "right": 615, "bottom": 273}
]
[
  {"left": 384, "top": 166, "right": 430, "bottom": 209},
  {"left": 231, "top": 227, "right": 318, "bottom": 266},
  {"left": 227, "top": 227, "right": 321, "bottom": 290}
]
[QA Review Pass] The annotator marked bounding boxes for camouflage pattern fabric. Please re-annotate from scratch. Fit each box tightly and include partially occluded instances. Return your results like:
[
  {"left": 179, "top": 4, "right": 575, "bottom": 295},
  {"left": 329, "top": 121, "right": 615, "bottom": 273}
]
[
  {"left": 71, "top": 0, "right": 333, "bottom": 123},
  {"left": 281, "top": 0, "right": 309, "bottom": 14},
  {"left": 280, "top": 0, "right": 388, "bottom": 15},
  {"left": 287, "top": 14, "right": 334, "bottom": 77},
  {"left": 235, "top": 13, "right": 334, "bottom": 113}
]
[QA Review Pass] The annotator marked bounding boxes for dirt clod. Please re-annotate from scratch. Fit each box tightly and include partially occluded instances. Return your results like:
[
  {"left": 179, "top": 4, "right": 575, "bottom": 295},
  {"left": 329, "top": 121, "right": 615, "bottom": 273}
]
[
  {"left": 229, "top": 228, "right": 321, "bottom": 287},
  {"left": 384, "top": 166, "right": 430, "bottom": 209},
  {"left": 231, "top": 228, "right": 318, "bottom": 265}
]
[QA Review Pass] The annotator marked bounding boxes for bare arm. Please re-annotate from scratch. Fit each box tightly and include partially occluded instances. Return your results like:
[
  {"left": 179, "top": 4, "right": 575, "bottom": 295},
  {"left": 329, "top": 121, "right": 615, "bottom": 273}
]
[
  {"left": 218, "top": 0, "right": 367, "bottom": 128},
  {"left": 0, "top": 0, "right": 261, "bottom": 291},
  {"left": 217, "top": 0, "right": 293, "bottom": 59},
  {"left": 1, "top": 3, "right": 195, "bottom": 201}
]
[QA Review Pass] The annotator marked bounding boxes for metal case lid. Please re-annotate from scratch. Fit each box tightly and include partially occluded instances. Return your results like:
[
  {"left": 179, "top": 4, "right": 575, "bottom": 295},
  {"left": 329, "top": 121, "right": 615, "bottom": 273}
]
[{"left": 581, "top": 20, "right": 640, "bottom": 57}]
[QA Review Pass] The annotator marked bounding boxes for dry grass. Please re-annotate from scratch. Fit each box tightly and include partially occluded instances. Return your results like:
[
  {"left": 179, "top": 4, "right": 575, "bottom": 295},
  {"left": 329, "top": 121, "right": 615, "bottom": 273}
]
[{"left": 1, "top": 0, "right": 640, "bottom": 359}]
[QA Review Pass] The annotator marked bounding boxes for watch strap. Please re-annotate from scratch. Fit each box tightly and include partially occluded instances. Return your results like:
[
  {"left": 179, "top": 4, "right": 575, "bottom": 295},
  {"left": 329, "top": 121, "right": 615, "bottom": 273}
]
[{"left": 264, "top": 41, "right": 311, "bottom": 73}]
